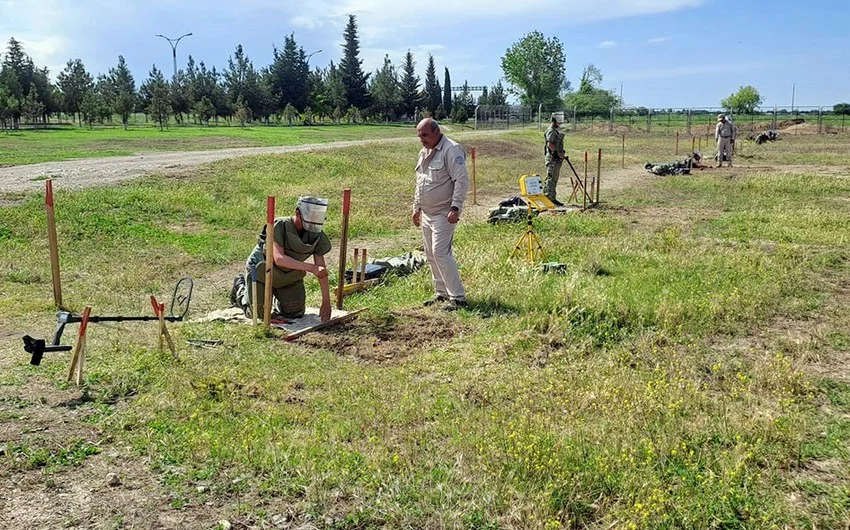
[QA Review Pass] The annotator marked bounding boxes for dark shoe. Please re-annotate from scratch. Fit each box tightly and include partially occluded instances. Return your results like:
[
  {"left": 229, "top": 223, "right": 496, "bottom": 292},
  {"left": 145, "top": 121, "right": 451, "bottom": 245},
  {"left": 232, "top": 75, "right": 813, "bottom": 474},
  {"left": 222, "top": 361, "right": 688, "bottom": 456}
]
[
  {"left": 443, "top": 299, "right": 468, "bottom": 312},
  {"left": 230, "top": 274, "right": 246, "bottom": 307},
  {"left": 552, "top": 199, "right": 565, "bottom": 207},
  {"left": 423, "top": 295, "right": 448, "bottom": 307}
]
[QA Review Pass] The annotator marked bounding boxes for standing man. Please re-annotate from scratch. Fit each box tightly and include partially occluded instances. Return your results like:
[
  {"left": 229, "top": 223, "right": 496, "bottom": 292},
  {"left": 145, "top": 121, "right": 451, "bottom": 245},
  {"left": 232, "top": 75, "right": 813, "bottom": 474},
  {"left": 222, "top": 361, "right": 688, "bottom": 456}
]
[
  {"left": 715, "top": 114, "right": 736, "bottom": 167},
  {"left": 412, "top": 118, "right": 469, "bottom": 311},
  {"left": 544, "top": 116, "right": 566, "bottom": 206}
]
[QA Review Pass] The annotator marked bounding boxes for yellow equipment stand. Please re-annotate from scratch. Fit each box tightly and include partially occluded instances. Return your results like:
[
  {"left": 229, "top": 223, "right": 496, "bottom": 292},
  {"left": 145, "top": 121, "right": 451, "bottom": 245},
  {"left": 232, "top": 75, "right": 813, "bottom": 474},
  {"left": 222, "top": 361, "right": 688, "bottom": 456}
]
[{"left": 510, "top": 175, "right": 554, "bottom": 265}]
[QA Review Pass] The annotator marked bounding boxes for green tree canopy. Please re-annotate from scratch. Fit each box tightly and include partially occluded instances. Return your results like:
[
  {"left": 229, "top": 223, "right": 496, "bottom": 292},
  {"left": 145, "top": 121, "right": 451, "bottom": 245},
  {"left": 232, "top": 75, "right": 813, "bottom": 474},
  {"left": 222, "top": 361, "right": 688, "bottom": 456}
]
[
  {"left": 721, "top": 85, "right": 762, "bottom": 114},
  {"left": 369, "top": 55, "right": 401, "bottom": 122},
  {"left": 833, "top": 103, "right": 850, "bottom": 115},
  {"left": 442, "top": 67, "right": 452, "bottom": 117},
  {"left": 423, "top": 54, "right": 440, "bottom": 117},
  {"left": 564, "top": 64, "right": 619, "bottom": 117},
  {"left": 399, "top": 51, "right": 423, "bottom": 118},
  {"left": 339, "top": 15, "right": 370, "bottom": 110},
  {"left": 501, "top": 31, "right": 567, "bottom": 106}
]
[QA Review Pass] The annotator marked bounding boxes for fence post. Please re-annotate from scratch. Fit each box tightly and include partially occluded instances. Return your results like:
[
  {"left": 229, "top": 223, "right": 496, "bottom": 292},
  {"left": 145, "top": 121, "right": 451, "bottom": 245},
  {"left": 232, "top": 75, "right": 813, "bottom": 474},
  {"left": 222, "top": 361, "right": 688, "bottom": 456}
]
[
  {"left": 538, "top": 104, "right": 543, "bottom": 130},
  {"left": 609, "top": 107, "right": 614, "bottom": 133},
  {"left": 687, "top": 108, "right": 692, "bottom": 135},
  {"left": 647, "top": 108, "right": 652, "bottom": 134},
  {"left": 573, "top": 106, "right": 577, "bottom": 132},
  {"left": 818, "top": 106, "right": 823, "bottom": 133},
  {"left": 773, "top": 106, "right": 777, "bottom": 130},
  {"left": 474, "top": 105, "right": 480, "bottom": 130}
]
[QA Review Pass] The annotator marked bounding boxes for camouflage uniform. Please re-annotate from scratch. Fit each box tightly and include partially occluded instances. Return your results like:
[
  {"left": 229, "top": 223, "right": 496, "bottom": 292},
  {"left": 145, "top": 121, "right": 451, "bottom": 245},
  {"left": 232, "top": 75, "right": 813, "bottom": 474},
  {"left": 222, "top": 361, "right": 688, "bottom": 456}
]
[
  {"left": 544, "top": 123, "right": 565, "bottom": 202},
  {"left": 242, "top": 217, "right": 331, "bottom": 318}
]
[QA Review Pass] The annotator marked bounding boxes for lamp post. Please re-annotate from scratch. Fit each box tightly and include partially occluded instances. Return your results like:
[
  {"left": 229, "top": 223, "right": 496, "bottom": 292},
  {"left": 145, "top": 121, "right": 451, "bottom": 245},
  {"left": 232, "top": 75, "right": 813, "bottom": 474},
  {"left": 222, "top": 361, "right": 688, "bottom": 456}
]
[
  {"left": 155, "top": 32, "right": 193, "bottom": 79},
  {"left": 305, "top": 50, "right": 322, "bottom": 64}
]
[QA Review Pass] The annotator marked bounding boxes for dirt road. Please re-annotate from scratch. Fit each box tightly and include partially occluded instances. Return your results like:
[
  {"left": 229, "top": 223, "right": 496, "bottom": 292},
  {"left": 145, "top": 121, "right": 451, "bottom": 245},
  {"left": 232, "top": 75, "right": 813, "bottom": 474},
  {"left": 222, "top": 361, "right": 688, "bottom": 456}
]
[{"left": 0, "top": 129, "right": 521, "bottom": 194}]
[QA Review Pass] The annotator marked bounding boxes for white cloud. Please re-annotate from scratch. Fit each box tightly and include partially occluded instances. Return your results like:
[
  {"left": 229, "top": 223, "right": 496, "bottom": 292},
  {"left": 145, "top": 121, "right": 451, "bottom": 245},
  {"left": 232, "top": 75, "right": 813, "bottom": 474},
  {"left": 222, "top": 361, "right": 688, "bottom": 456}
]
[
  {"left": 599, "top": 40, "right": 617, "bottom": 49},
  {"left": 647, "top": 36, "right": 673, "bottom": 44},
  {"left": 290, "top": 0, "right": 704, "bottom": 43}
]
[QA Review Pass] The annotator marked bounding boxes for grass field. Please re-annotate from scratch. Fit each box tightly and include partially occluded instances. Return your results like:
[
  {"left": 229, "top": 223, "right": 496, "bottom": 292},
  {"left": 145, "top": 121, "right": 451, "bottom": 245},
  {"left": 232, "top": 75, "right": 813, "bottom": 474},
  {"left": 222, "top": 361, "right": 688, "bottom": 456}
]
[
  {"left": 0, "top": 123, "right": 418, "bottom": 167},
  {"left": 0, "top": 132, "right": 848, "bottom": 528}
]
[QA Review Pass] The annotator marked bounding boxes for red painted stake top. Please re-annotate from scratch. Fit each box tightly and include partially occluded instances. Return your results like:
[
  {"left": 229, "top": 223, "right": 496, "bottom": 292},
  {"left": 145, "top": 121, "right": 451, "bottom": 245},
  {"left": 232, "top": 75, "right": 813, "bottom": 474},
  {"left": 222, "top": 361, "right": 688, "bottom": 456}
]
[
  {"left": 78, "top": 307, "right": 92, "bottom": 337},
  {"left": 342, "top": 188, "right": 351, "bottom": 215},
  {"left": 150, "top": 295, "right": 161, "bottom": 317},
  {"left": 471, "top": 147, "right": 476, "bottom": 160},
  {"left": 45, "top": 179, "right": 54, "bottom": 207},
  {"left": 266, "top": 196, "right": 275, "bottom": 224}
]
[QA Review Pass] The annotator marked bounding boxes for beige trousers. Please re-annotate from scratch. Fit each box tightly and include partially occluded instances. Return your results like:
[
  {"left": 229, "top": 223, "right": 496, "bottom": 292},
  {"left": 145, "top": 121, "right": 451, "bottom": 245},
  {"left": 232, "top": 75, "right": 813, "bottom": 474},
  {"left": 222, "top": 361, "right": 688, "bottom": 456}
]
[
  {"left": 717, "top": 137, "right": 733, "bottom": 165},
  {"left": 421, "top": 211, "right": 465, "bottom": 302}
]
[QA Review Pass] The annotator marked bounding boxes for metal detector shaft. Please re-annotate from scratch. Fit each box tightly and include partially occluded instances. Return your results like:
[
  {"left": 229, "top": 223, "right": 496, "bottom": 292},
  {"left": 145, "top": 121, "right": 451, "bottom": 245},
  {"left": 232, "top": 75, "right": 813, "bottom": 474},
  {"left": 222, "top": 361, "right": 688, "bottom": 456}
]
[{"left": 52, "top": 313, "right": 183, "bottom": 345}]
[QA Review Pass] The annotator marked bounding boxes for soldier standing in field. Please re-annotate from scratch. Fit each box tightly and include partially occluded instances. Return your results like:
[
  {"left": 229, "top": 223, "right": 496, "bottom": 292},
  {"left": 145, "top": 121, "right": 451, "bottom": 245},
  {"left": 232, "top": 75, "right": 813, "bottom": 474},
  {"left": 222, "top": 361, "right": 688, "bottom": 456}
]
[
  {"left": 544, "top": 116, "right": 566, "bottom": 206},
  {"left": 715, "top": 114, "right": 736, "bottom": 167}
]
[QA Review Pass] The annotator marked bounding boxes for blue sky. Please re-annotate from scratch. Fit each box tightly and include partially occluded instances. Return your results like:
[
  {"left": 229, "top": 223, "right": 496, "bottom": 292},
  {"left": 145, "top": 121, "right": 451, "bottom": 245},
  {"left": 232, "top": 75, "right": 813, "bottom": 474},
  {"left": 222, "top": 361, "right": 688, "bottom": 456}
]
[{"left": 1, "top": 0, "right": 847, "bottom": 108}]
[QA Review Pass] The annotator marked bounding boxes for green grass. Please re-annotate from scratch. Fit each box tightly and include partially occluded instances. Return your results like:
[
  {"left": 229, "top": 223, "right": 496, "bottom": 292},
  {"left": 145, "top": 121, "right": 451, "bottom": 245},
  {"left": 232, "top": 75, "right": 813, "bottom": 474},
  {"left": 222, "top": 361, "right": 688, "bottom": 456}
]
[
  {"left": 0, "top": 123, "right": 417, "bottom": 166},
  {"left": 1, "top": 132, "right": 849, "bottom": 527}
]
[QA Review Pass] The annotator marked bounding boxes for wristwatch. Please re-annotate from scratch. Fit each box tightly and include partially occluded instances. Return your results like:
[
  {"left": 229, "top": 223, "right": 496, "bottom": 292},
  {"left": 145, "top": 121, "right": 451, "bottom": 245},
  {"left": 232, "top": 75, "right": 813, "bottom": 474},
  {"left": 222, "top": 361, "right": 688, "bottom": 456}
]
[{"left": 450, "top": 206, "right": 459, "bottom": 212}]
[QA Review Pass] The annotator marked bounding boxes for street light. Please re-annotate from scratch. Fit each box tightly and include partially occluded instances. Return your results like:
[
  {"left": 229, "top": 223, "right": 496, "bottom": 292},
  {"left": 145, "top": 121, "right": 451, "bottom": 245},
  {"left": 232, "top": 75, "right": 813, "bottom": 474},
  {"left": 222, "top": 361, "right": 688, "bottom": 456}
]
[
  {"left": 155, "top": 32, "right": 193, "bottom": 79},
  {"left": 305, "top": 49, "right": 322, "bottom": 65}
]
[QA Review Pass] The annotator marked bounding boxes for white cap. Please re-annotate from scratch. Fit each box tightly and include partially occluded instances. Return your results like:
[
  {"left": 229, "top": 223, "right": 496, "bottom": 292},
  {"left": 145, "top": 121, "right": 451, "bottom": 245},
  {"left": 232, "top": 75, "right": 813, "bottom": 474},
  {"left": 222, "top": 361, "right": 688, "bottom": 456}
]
[{"left": 297, "top": 196, "right": 328, "bottom": 233}]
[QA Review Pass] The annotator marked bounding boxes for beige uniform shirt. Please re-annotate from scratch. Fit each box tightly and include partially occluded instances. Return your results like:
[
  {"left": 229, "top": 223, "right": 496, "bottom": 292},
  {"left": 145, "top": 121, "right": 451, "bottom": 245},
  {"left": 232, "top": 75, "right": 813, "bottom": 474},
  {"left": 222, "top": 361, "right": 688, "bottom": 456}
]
[
  {"left": 413, "top": 134, "right": 469, "bottom": 215},
  {"left": 716, "top": 121, "right": 735, "bottom": 141}
]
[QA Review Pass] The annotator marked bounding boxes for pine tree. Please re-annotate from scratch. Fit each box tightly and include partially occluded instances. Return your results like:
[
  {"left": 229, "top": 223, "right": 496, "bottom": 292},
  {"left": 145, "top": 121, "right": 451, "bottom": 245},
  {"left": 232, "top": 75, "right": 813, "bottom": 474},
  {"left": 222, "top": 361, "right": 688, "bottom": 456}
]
[
  {"left": 107, "top": 56, "right": 136, "bottom": 129},
  {"left": 369, "top": 55, "right": 401, "bottom": 122},
  {"left": 21, "top": 86, "right": 44, "bottom": 127},
  {"left": 339, "top": 15, "right": 370, "bottom": 110},
  {"left": 424, "top": 54, "right": 440, "bottom": 117},
  {"left": 478, "top": 86, "right": 489, "bottom": 106},
  {"left": 443, "top": 67, "right": 452, "bottom": 117},
  {"left": 490, "top": 81, "right": 507, "bottom": 106},
  {"left": 57, "top": 59, "right": 93, "bottom": 126},
  {"left": 399, "top": 51, "right": 422, "bottom": 119},
  {"left": 142, "top": 65, "right": 171, "bottom": 130},
  {"left": 270, "top": 34, "right": 309, "bottom": 112}
]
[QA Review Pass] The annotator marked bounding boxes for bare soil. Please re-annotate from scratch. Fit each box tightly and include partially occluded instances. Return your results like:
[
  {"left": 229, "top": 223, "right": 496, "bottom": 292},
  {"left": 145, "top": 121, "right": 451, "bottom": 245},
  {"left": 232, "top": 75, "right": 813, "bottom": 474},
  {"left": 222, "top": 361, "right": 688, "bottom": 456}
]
[{"left": 296, "top": 308, "right": 467, "bottom": 363}]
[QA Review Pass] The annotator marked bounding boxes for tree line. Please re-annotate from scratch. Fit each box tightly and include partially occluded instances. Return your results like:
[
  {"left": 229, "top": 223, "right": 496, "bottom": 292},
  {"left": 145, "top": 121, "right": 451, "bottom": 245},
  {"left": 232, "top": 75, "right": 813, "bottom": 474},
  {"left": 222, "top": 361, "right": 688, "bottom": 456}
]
[{"left": 0, "top": 15, "right": 511, "bottom": 131}]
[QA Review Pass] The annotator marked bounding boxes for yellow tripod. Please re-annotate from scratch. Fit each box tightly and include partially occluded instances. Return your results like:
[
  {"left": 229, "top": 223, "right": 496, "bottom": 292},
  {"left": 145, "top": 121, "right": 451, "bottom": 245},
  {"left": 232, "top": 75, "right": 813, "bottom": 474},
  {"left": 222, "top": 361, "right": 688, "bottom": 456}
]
[{"left": 510, "top": 205, "right": 546, "bottom": 264}]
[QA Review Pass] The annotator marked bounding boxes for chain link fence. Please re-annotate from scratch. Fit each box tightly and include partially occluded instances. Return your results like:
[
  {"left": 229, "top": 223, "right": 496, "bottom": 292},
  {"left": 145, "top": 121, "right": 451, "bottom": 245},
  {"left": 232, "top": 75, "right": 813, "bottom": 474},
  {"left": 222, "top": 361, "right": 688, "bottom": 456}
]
[{"left": 474, "top": 105, "right": 850, "bottom": 135}]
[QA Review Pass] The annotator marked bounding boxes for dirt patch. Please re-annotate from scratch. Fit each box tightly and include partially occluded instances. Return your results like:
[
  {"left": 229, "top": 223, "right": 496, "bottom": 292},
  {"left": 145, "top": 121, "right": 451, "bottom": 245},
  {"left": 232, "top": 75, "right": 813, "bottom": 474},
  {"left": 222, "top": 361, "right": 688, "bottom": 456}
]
[
  {"left": 297, "top": 309, "right": 467, "bottom": 363},
  {"left": 466, "top": 138, "right": 539, "bottom": 160}
]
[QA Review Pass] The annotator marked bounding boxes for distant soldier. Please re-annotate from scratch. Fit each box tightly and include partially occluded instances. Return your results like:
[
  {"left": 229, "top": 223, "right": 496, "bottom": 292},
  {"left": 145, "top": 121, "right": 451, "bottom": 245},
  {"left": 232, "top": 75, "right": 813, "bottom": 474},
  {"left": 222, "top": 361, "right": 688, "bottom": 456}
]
[
  {"left": 715, "top": 114, "right": 736, "bottom": 167},
  {"left": 543, "top": 116, "right": 566, "bottom": 206}
]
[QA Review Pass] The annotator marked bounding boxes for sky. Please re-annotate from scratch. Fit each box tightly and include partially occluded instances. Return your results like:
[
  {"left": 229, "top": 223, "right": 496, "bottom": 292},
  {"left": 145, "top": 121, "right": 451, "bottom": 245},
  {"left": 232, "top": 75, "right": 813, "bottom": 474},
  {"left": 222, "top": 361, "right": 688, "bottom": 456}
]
[{"left": 1, "top": 0, "right": 848, "bottom": 109}]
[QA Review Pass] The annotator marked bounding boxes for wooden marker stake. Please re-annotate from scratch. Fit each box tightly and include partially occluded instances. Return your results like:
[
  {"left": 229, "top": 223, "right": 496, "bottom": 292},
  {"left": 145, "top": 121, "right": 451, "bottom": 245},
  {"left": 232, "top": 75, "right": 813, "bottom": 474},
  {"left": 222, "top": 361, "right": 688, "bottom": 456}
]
[
  {"left": 336, "top": 189, "right": 351, "bottom": 310},
  {"left": 151, "top": 296, "right": 176, "bottom": 358},
  {"left": 621, "top": 134, "right": 625, "bottom": 169},
  {"left": 471, "top": 147, "right": 478, "bottom": 205},
  {"left": 45, "top": 180, "right": 63, "bottom": 308},
  {"left": 67, "top": 306, "right": 91, "bottom": 385},
  {"left": 676, "top": 131, "right": 679, "bottom": 155},
  {"left": 596, "top": 149, "right": 602, "bottom": 204},
  {"left": 263, "top": 196, "right": 275, "bottom": 327},
  {"left": 692, "top": 135, "right": 696, "bottom": 154},
  {"left": 352, "top": 248, "right": 360, "bottom": 286},
  {"left": 583, "top": 151, "right": 588, "bottom": 210},
  {"left": 250, "top": 264, "right": 258, "bottom": 326},
  {"left": 359, "top": 249, "right": 367, "bottom": 291}
]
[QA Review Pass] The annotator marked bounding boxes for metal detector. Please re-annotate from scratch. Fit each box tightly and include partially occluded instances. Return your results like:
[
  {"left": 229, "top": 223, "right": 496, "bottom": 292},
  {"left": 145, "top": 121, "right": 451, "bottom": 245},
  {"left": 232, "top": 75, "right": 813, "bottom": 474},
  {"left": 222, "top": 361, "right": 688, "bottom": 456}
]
[{"left": 23, "top": 277, "right": 193, "bottom": 366}]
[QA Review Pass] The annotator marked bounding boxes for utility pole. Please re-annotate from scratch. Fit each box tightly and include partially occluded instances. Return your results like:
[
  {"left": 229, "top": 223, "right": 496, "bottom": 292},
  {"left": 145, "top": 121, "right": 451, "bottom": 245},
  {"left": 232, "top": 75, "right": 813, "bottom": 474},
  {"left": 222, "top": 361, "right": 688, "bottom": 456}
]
[
  {"left": 155, "top": 32, "right": 193, "bottom": 79},
  {"left": 791, "top": 83, "right": 795, "bottom": 113}
]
